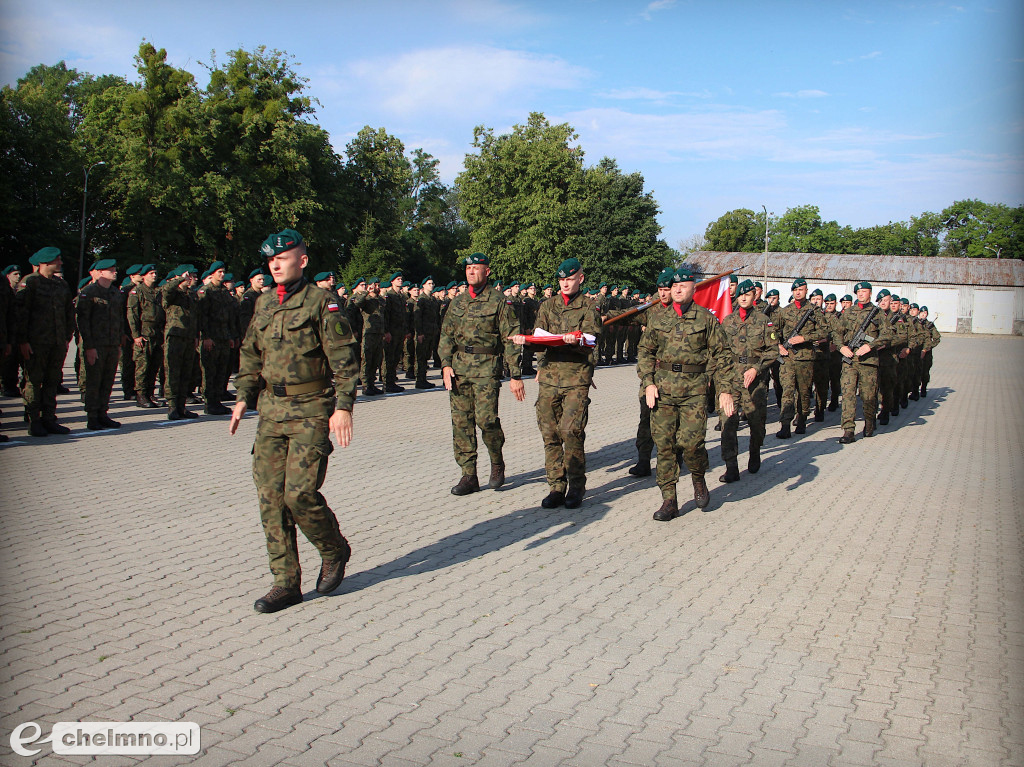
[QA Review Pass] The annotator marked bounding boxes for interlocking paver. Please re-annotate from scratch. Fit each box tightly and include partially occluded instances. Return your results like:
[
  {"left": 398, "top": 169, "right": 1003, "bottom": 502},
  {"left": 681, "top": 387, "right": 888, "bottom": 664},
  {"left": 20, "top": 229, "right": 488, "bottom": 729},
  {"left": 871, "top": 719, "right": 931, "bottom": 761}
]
[{"left": 0, "top": 335, "right": 1021, "bottom": 765}]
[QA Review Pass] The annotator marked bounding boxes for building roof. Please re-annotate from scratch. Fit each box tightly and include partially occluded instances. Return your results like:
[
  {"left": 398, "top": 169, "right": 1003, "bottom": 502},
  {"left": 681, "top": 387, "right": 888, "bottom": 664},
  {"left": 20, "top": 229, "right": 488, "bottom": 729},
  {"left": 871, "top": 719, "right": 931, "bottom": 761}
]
[{"left": 686, "top": 252, "right": 1024, "bottom": 288}]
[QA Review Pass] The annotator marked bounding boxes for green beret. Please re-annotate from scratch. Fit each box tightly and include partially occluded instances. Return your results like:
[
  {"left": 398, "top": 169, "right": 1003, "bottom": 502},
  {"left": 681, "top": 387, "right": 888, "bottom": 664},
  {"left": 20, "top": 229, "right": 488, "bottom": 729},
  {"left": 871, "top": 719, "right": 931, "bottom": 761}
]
[
  {"left": 445, "top": 280, "right": 456, "bottom": 290},
  {"left": 919, "top": 305, "right": 928, "bottom": 312},
  {"left": 120, "top": 277, "right": 132, "bottom": 288},
  {"left": 140, "top": 264, "right": 156, "bottom": 276},
  {"left": 78, "top": 277, "right": 92, "bottom": 290},
  {"left": 201, "top": 268, "right": 213, "bottom": 280},
  {"left": 260, "top": 228, "right": 304, "bottom": 258},
  {"left": 524, "top": 282, "right": 534, "bottom": 289},
  {"left": 754, "top": 281, "right": 763, "bottom": 288},
  {"left": 420, "top": 276, "right": 434, "bottom": 288},
  {"left": 158, "top": 278, "right": 167, "bottom": 287},
  {"left": 350, "top": 276, "right": 365, "bottom": 287},
  {"left": 853, "top": 281, "right": 872, "bottom": 292},
  {"left": 890, "top": 294, "right": 900, "bottom": 301},
  {"left": 842, "top": 295, "right": 854, "bottom": 302},
  {"left": 29, "top": 247, "right": 61, "bottom": 266},
  {"left": 810, "top": 288, "right": 823, "bottom": 298},
  {"left": 402, "top": 280, "right": 412, "bottom": 288},
  {"left": 458, "top": 280, "right": 467, "bottom": 287},
  {"left": 542, "top": 284, "right": 551, "bottom": 289},
  {"left": 387, "top": 271, "right": 403, "bottom": 284},
  {"left": 899, "top": 298, "right": 909, "bottom": 304},
  {"left": 737, "top": 279, "right": 756, "bottom": 296},
  {"left": 674, "top": 267, "right": 694, "bottom": 283},
  {"left": 910, "top": 303, "right": 919, "bottom": 309},
  {"left": 465, "top": 252, "right": 489, "bottom": 266},
  {"left": 556, "top": 258, "right": 582, "bottom": 278},
  {"left": 2, "top": 265, "right": 19, "bottom": 275},
  {"left": 249, "top": 267, "right": 265, "bottom": 279},
  {"left": 368, "top": 276, "right": 380, "bottom": 285},
  {"left": 313, "top": 271, "right": 332, "bottom": 282},
  {"left": 93, "top": 258, "right": 117, "bottom": 271},
  {"left": 766, "top": 289, "right": 780, "bottom": 297},
  {"left": 729, "top": 274, "right": 738, "bottom": 284},
  {"left": 876, "top": 289, "right": 890, "bottom": 301},
  {"left": 493, "top": 281, "right": 503, "bottom": 289},
  {"left": 183, "top": 264, "right": 198, "bottom": 276},
  {"left": 125, "top": 264, "right": 142, "bottom": 276},
  {"left": 655, "top": 268, "right": 674, "bottom": 288},
  {"left": 508, "top": 282, "right": 518, "bottom": 288},
  {"left": 598, "top": 281, "right": 607, "bottom": 289},
  {"left": 825, "top": 293, "right": 837, "bottom": 302},
  {"left": 208, "top": 260, "right": 226, "bottom": 273},
  {"left": 791, "top": 277, "right": 807, "bottom": 289}
]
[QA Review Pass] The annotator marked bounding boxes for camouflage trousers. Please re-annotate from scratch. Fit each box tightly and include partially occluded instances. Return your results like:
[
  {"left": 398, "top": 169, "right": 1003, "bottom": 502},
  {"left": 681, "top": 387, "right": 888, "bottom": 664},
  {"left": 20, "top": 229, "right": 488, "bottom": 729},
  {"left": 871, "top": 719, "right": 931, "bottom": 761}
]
[
  {"left": 361, "top": 333, "right": 383, "bottom": 387},
  {"left": 449, "top": 377, "right": 504, "bottom": 475},
  {"left": 840, "top": 362, "right": 878, "bottom": 432},
  {"left": 120, "top": 336, "right": 136, "bottom": 398},
  {"left": 721, "top": 379, "right": 767, "bottom": 465},
  {"left": 634, "top": 392, "right": 654, "bottom": 462},
  {"left": 200, "top": 340, "right": 231, "bottom": 401},
  {"left": 626, "top": 325, "right": 641, "bottom": 360},
  {"left": 761, "top": 360, "right": 783, "bottom": 406},
  {"left": 614, "top": 325, "right": 627, "bottom": 361},
  {"left": 23, "top": 343, "right": 67, "bottom": 421},
  {"left": 651, "top": 393, "right": 707, "bottom": 500},
  {"left": 416, "top": 331, "right": 438, "bottom": 384},
  {"left": 404, "top": 333, "right": 415, "bottom": 376},
  {"left": 921, "top": 351, "right": 933, "bottom": 391},
  {"left": 812, "top": 357, "right": 830, "bottom": 413},
  {"left": 878, "top": 363, "right": 897, "bottom": 416},
  {"left": 384, "top": 333, "right": 404, "bottom": 387},
  {"left": 133, "top": 337, "right": 162, "bottom": 398},
  {"left": 895, "top": 358, "right": 909, "bottom": 402},
  {"left": 599, "top": 329, "right": 615, "bottom": 363},
  {"left": 82, "top": 345, "right": 119, "bottom": 417},
  {"left": 163, "top": 335, "right": 196, "bottom": 405},
  {"left": 828, "top": 356, "right": 843, "bottom": 406},
  {"left": 252, "top": 416, "right": 347, "bottom": 589},
  {"left": 909, "top": 351, "right": 924, "bottom": 393},
  {"left": 779, "top": 358, "right": 814, "bottom": 425},
  {"left": 536, "top": 383, "right": 590, "bottom": 492}
]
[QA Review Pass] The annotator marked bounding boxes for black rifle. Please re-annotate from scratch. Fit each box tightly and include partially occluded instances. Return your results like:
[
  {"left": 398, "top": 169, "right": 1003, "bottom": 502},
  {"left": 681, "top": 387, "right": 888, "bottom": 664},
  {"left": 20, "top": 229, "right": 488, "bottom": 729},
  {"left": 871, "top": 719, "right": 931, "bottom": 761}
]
[
  {"left": 782, "top": 305, "right": 817, "bottom": 350},
  {"left": 842, "top": 304, "right": 882, "bottom": 365}
]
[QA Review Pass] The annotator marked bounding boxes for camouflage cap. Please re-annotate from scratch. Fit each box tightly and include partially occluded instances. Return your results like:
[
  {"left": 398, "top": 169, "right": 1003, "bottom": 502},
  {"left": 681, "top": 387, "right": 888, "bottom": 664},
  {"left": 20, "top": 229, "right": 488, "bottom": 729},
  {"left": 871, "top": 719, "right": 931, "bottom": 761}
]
[
  {"left": 556, "top": 258, "right": 582, "bottom": 278},
  {"left": 737, "top": 279, "right": 756, "bottom": 296},
  {"left": 853, "top": 281, "right": 872, "bottom": 292},
  {"left": 313, "top": 271, "right": 332, "bottom": 282},
  {"left": 791, "top": 277, "right": 807, "bottom": 289},
  {"left": 125, "top": 264, "right": 142, "bottom": 276},
  {"left": 465, "top": 252, "right": 489, "bottom": 266},
  {"left": 29, "top": 247, "right": 61, "bottom": 266},
  {"left": 260, "top": 228, "right": 304, "bottom": 258}
]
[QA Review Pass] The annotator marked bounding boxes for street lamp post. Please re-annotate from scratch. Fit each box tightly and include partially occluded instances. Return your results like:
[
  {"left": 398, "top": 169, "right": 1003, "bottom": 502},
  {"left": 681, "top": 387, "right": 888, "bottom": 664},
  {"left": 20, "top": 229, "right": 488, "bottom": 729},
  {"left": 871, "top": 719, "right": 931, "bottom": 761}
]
[
  {"left": 78, "top": 161, "right": 106, "bottom": 281},
  {"left": 762, "top": 205, "right": 771, "bottom": 290}
]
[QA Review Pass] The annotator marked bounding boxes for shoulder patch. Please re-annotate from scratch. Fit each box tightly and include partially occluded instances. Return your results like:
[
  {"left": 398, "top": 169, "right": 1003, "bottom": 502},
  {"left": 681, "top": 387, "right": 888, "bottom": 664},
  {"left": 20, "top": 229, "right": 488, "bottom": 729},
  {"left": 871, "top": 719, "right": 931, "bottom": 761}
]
[
  {"left": 129, "top": 289, "right": 137, "bottom": 295},
  {"left": 327, "top": 302, "right": 340, "bottom": 313}
]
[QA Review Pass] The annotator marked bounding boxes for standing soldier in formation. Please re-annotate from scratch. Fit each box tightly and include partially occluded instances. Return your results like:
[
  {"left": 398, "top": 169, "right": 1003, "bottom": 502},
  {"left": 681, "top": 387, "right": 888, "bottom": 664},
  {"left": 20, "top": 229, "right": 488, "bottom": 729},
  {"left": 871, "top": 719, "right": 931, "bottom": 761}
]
[
  {"left": 918, "top": 306, "right": 940, "bottom": 396},
  {"left": 413, "top": 276, "right": 440, "bottom": 389},
  {"left": 0, "top": 264, "right": 13, "bottom": 440},
  {"left": 637, "top": 267, "right": 738, "bottom": 521},
  {"left": 1, "top": 265, "right": 20, "bottom": 398},
  {"left": 350, "top": 277, "right": 386, "bottom": 396},
  {"left": 239, "top": 268, "right": 266, "bottom": 339},
  {"left": 196, "top": 261, "right": 238, "bottom": 415},
  {"left": 127, "top": 264, "right": 164, "bottom": 408},
  {"left": 161, "top": 265, "right": 199, "bottom": 420},
  {"left": 439, "top": 253, "right": 524, "bottom": 496},
  {"left": 230, "top": 229, "right": 358, "bottom": 614},
  {"left": 774, "top": 277, "right": 826, "bottom": 439},
  {"left": 16, "top": 248, "right": 75, "bottom": 436},
  {"left": 833, "top": 281, "right": 893, "bottom": 443},
  {"left": 718, "top": 279, "right": 778, "bottom": 482},
  {"left": 513, "top": 258, "right": 601, "bottom": 509},
  {"left": 628, "top": 268, "right": 674, "bottom": 478},
  {"left": 520, "top": 283, "right": 540, "bottom": 375},
  {"left": 382, "top": 271, "right": 407, "bottom": 393},
  {"left": 76, "top": 259, "right": 124, "bottom": 430},
  {"left": 120, "top": 264, "right": 143, "bottom": 402},
  {"left": 906, "top": 303, "right": 927, "bottom": 399}
]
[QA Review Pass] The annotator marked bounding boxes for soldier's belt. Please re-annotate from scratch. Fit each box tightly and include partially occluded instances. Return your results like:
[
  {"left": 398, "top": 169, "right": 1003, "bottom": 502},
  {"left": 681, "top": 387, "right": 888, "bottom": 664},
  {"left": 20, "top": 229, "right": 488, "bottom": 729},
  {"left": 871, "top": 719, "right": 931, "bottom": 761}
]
[
  {"left": 457, "top": 344, "right": 499, "bottom": 355},
  {"left": 655, "top": 360, "right": 705, "bottom": 373},
  {"left": 265, "top": 378, "right": 331, "bottom": 396}
]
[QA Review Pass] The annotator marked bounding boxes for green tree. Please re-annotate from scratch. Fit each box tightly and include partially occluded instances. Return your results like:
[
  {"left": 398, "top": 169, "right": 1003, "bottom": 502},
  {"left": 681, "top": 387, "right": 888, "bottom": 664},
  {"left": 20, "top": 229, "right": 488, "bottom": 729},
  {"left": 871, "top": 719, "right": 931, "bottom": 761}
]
[
  {"left": 939, "top": 199, "right": 1024, "bottom": 259},
  {"left": 704, "top": 209, "right": 759, "bottom": 252}
]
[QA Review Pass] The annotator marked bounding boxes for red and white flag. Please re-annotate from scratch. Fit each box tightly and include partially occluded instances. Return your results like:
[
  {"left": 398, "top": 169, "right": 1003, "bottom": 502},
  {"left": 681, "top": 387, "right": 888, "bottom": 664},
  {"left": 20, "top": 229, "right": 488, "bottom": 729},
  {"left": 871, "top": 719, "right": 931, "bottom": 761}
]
[{"left": 694, "top": 275, "right": 733, "bottom": 322}]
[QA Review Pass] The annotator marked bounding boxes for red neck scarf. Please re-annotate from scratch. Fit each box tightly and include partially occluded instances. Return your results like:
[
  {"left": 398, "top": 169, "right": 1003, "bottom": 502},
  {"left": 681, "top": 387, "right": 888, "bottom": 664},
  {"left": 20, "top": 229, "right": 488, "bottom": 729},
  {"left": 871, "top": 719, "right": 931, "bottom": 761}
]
[
  {"left": 468, "top": 285, "right": 480, "bottom": 299},
  {"left": 857, "top": 302, "right": 865, "bottom": 309},
  {"left": 562, "top": 292, "right": 572, "bottom": 306},
  {"left": 794, "top": 299, "right": 803, "bottom": 309},
  {"left": 673, "top": 302, "right": 683, "bottom": 317},
  {"left": 739, "top": 307, "right": 749, "bottom": 321},
  {"left": 276, "top": 283, "right": 288, "bottom": 305}
]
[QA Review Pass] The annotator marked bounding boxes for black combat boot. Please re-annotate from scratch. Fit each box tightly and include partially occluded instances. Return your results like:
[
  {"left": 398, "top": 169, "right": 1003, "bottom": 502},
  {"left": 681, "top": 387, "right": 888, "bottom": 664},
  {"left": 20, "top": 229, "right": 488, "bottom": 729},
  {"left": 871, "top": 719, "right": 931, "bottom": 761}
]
[
  {"left": 827, "top": 398, "right": 838, "bottom": 412},
  {"left": 541, "top": 490, "right": 565, "bottom": 509},
  {"left": 41, "top": 419, "right": 70, "bottom": 434},
  {"left": 385, "top": 383, "right": 405, "bottom": 393},
  {"left": 414, "top": 380, "right": 436, "bottom": 389},
  {"left": 794, "top": 417, "right": 806, "bottom": 435},
  {"left": 178, "top": 401, "right": 199, "bottom": 419},
  {"left": 719, "top": 460, "right": 740, "bottom": 483},
  {"left": 87, "top": 416, "right": 105, "bottom": 431},
  {"left": 253, "top": 586, "right": 302, "bottom": 613},
  {"left": 748, "top": 447, "right": 761, "bottom": 474},
  {"left": 487, "top": 463, "right": 505, "bottom": 490},
  {"left": 909, "top": 390, "right": 919, "bottom": 401},
  {"left": 364, "top": 385, "right": 383, "bottom": 396},
  {"left": 450, "top": 474, "right": 479, "bottom": 496},
  {"left": 205, "top": 401, "right": 230, "bottom": 415},
  {"left": 653, "top": 498, "right": 677, "bottom": 522},
  {"left": 838, "top": 430, "right": 856, "bottom": 444},
  {"left": 900, "top": 394, "right": 909, "bottom": 408},
  {"left": 564, "top": 485, "right": 584, "bottom": 509},
  {"left": 863, "top": 419, "right": 875, "bottom": 438},
  {"left": 168, "top": 406, "right": 182, "bottom": 421},
  {"left": 814, "top": 407, "right": 824, "bottom": 422},
  {"left": 920, "top": 385, "right": 927, "bottom": 397},
  {"left": 776, "top": 420, "right": 792, "bottom": 439},
  {"left": 628, "top": 460, "right": 651, "bottom": 477},
  {"left": 713, "top": 420, "right": 722, "bottom": 431},
  {"left": 316, "top": 539, "right": 352, "bottom": 594},
  {"left": 98, "top": 414, "right": 121, "bottom": 428},
  {"left": 137, "top": 393, "right": 155, "bottom": 409},
  {"left": 692, "top": 474, "right": 710, "bottom": 510},
  {"left": 28, "top": 420, "right": 48, "bottom": 437},
  {"left": 879, "top": 412, "right": 889, "bottom": 425}
]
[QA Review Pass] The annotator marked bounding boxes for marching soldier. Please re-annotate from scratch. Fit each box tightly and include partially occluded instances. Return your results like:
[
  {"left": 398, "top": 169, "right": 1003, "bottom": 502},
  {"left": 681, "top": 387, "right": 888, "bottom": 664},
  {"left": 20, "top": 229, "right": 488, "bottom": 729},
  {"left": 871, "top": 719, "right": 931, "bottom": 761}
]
[
  {"left": 918, "top": 306, "right": 940, "bottom": 396},
  {"left": 76, "top": 259, "right": 125, "bottom": 429},
  {"left": 823, "top": 294, "right": 842, "bottom": 411},
  {"left": 628, "top": 269, "right": 674, "bottom": 477},
  {"left": 719, "top": 279, "right": 778, "bottom": 482},
  {"left": 439, "top": 253, "right": 524, "bottom": 495},
  {"left": 808, "top": 288, "right": 830, "bottom": 421},
  {"left": 774, "top": 277, "right": 827, "bottom": 439},
  {"left": 833, "top": 281, "right": 893, "bottom": 443},
  {"left": 874, "top": 290, "right": 898, "bottom": 425},
  {"left": 230, "top": 228, "right": 358, "bottom": 614},
  {"left": 637, "top": 267, "right": 738, "bottom": 521}
]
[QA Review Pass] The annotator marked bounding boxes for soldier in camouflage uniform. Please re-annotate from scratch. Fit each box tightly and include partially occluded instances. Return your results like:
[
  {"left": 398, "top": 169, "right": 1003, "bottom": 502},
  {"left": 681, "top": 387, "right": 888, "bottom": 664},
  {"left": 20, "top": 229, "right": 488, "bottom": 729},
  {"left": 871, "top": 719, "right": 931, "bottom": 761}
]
[
  {"left": 127, "top": 264, "right": 165, "bottom": 408},
  {"left": 350, "top": 277, "right": 387, "bottom": 395},
  {"left": 196, "top": 261, "right": 239, "bottom": 415},
  {"left": 823, "top": 294, "right": 843, "bottom": 411},
  {"left": 887, "top": 294, "right": 910, "bottom": 417},
  {"left": 161, "top": 265, "right": 200, "bottom": 420},
  {"left": 238, "top": 268, "right": 266, "bottom": 340},
  {"left": 513, "top": 258, "right": 601, "bottom": 509},
  {"left": 230, "top": 229, "right": 358, "bottom": 614},
  {"left": 628, "top": 269, "right": 674, "bottom": 477},
  {"left": 520, "top": 283, "right": 540, "bottom": 375},
  {"left": 918, "top": 306, "right": 940, "bottom": 396},
  {"left": 15, "top": 247, "right": 75, "bottom": 436},
  {"left": 808, "top": 288, "right": 830, "bottom": 421},
  {"left": 718, "top": 279, "right": 779, "bottom": 483},
  {"left": 119, "top": 264, "right": 142, "bottom": 401},
  {"left": 774, "top": 277, "right": 827, "bottom": 439},
  {"left": 76, "top": 259, "right": 125, "bottom": 430},
  {"left": 382, "top": 271, "right": 408, "bottom": 393},
  {"left": 761, "top": 289, "right": 783, "bottom": 405},
  {"left": 439, "top": 253, "right": 524, "bottom": 495},
  {"left": 874, "top": 290, "right": 899, "bottom": 425},
  {"left": 832, "top": 281, "right": 894, "bottom": 443},
  {"left": 907, "top": 303, "right": 928, "bottom": 399},
  {"left": 413, "top": 276, "right": 440, "bottom": 389},
  {"left": 638, "top": 267, "right": 738, "bottom": 521}
]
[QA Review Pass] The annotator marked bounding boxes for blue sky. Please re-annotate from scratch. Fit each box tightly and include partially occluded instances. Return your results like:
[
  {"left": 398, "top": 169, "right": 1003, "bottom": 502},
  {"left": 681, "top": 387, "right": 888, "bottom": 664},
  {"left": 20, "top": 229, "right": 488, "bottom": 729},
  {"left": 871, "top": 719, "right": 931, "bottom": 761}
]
[{"left": 2, "top": 0, "right": 1022, "bottom": 248}]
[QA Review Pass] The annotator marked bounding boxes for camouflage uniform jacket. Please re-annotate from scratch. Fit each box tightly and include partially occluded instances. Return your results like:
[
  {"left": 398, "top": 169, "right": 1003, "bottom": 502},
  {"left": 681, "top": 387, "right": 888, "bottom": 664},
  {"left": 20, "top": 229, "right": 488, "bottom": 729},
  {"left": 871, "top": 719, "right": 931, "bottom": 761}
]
[
  {"left": 235, "top": 281, "right": 358, "bottom": 420},
  {"left": 924, "top": 321, "right": 941, "bottom": 351},
  {"left": 238, "top": 288, "right": 261, "bottom": 338},
  {"left": 414, "top": 293, "right": 441, "bottom": 336},
  {"left": 15, "top": 272, "right": 74, "bottom": 346},
  {"left": 197, "top": 282, "right": 239, "bottom": 342},
  {"left": 532, "top": 291, "right": 602, "bottom": 388},
  {"left": 161, "top": 277, "right": 198, "bottom": 339},
  {"left": 127, "top": 282, "right": 165, "bottom": 340},
  {"left": 383, "top": 288, "right": 407, "bottom": 336},
  {"left": 521, "top": 296, "right": 540, "bottom": 334},
  {"left": 76, "top": 281, "right": 124, "bottom": 348},
  {"left": 637, "top": 301, "right": 739, "bottom": 399},
  {"left": 438, "top": 284, "right": 520, "bottom": 380},
  {"left": 775, "top": 299, "right": 827, "bottom": 362},
  {"left": 350, "top": 291, "right": 387, "bottom": 336},
  {"left": 906, "top": 315, "right": 927, "bottom": 351},
  {"left": 0, "top": 275, "right": 12, "bottom": 347},
  {"left": 888, "top": 310, "right": 911, "bottom": 354},
  {"left": 830, "top": 301, "right": 893, "bottom": 367},
  {"left": 720, "top": 307, "right": 779, "bottom": 387}
]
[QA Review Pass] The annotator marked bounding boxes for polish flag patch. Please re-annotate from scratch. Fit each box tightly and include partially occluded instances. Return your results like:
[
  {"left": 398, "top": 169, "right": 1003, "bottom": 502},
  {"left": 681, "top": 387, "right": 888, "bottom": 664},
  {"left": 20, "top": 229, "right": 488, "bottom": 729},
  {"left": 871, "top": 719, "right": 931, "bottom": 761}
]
[{"left": 327, "top": 303, "right": 340, "bottom": 312}]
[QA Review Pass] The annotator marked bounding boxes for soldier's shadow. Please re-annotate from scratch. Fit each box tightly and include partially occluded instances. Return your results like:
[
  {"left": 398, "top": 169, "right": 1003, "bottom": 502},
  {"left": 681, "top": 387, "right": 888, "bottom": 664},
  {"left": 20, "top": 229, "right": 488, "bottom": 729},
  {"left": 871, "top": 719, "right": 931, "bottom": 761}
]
[{"left": 886, "top": 386, "right": 950, "bottom": 431}]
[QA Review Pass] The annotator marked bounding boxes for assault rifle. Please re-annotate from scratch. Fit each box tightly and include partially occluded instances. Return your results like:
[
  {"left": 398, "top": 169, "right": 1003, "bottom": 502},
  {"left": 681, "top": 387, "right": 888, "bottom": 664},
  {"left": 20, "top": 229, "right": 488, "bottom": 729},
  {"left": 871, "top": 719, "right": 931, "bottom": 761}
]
[
  {"left": 842, "top": 304, "right": 882, "bottom": 366},
  {"left": 781, "top": 304, "right": 817, "bottom": 350},
  {"left": 602, "top": 267, "right": 744, "bottom": 327}
]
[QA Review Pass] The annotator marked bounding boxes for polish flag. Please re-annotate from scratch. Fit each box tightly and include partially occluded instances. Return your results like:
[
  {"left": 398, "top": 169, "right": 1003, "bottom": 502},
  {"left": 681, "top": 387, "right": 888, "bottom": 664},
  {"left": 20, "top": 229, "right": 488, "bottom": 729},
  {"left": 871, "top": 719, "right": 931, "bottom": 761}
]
[{"left": 694, "top": 275, "right": 733, "bottom": 322}]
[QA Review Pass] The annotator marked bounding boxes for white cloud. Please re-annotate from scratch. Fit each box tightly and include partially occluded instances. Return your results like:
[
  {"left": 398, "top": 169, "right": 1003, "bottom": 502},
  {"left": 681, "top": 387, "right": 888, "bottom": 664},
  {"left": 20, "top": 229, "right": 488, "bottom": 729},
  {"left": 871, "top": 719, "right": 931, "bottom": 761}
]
[
  {"left": 774, "top": 89, "right": 829, "bottom": 99},
  {"left": 598, "top": 87, "right": 712, "bottom": 101},
  {"left": 833, "top": 50, "right": 883, "bottom": 65},
  {"left": 641, "top": 0, "right": 677, "bottom": 21}
]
